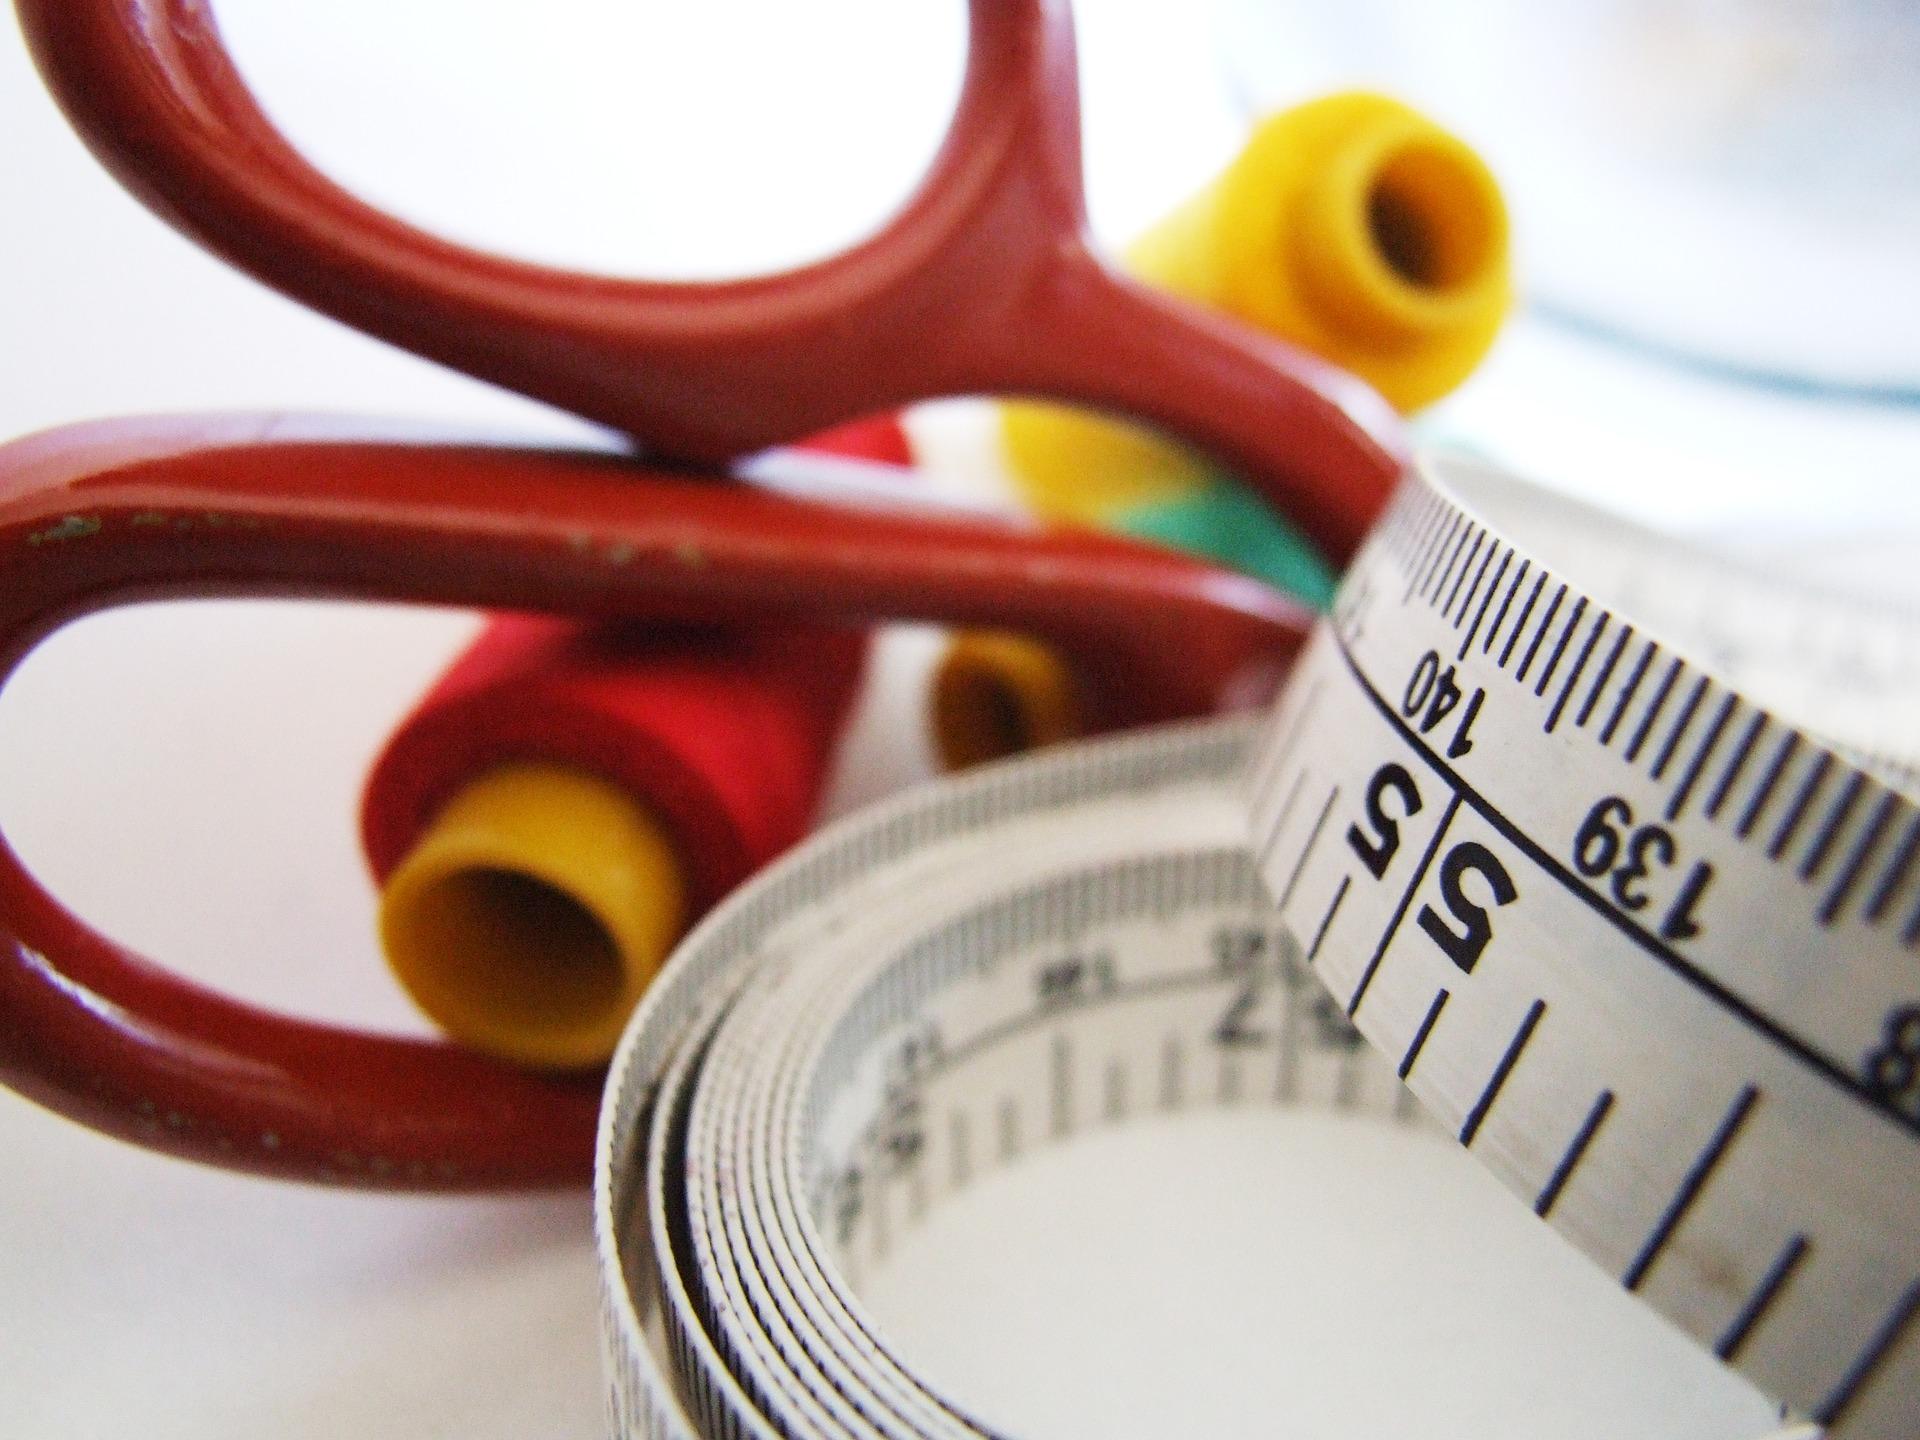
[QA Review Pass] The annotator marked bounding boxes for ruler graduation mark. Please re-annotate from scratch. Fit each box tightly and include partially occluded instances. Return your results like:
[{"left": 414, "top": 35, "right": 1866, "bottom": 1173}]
[
  {"left": 1428, "top": 514, "right": 1466, "bottom": 599},
  {"left": 1532, "top": 595, "right": 1588, "bottom": 697},
  {"left": 1738, "top": 732, "right": 1802, "bottom": 840},
  {"left": 1623, "top": 1085, "right": 1760, "bottom": 1292},
  {"left": 1535, "top": 1091, "right": 1615, "bottom": 1218},
  {"left": 1398, "top": 990, "right": 1450, "bottom": 1078},
  {"left": 1445, "top": 531, "right": 1487, "bottom": 618},
  {"left": 1544, "top": 609, "right": 1609, "bottom": 733},
  {"left": 1865, "top": 815, "right": 1920, "bottom": 924},
  {"left": 1421, "top": 517, "right": 1465, "bottom": 604},
  {"left": 1515, "top": 583, "right": 1568, "bottom": 684},
  {"left": 1460, "top": 547, "right": 1513, "bottom": 660},
  {"left": 1650, "top": 673, "right": 1711, "bottom": 781},
  {"left": 1901, "top": 893, "right": 1920, "bottom": 949},
  {"left": 1484, "top": 557, "right": 1530, "bottom": 656},
  {"left": 1427, "top": 521, "right": 1474, "bottom": 604},
  {"left": 1706, "top": 710, "right": 1769, "bottom": 821},
  {"left": 1666, "top": 692, "right": 1738, "bottom": 822},
  {"left": 1261, "top": 768, "right": 1309, "bottom": 858},
  {"left": 1453, "top": 537, "right": 1497, "bottom": 629},
  {"left": 1814, "top": 1279, "right": 1920, "bottom": 1429},
  {"left": 1623, "top": 656, "right": 1684, "bottom": 764},
  {"left": 1398, "top": 508, "right": 1437, "bottom": 604},
  {"left": 1400, "top": 486, "right": 1444, "bottom": 558},
  {"left": 1393, "top": 498, "right": 1428, "bottom": 573},
  {"left": 1404, "top": 503, "right": 1455, "bottom": 602},
  {"left": 1803, "top": 770, "right": 1868, "bottom": 882},
  {"left": 1249, "top": 678, "right": 1323, "bottom": 819},
  {"left": 1411, "top": 502, "right": 1451, "bottom": 577},
  {"left": 1385, "top": 488, "right": 1429, "bottom": 562},
  {"left": 1498, "top": 571, "right": 1549, "bottom": 669},
  {"left": 1575, "top": 622, "right": 1633, "bottom": 729},
  {"left": 1600, "top": 639, "right": 1658, "bottom": 746},
  {"left": 1823, "top": 791, "right": 1900, "bottom": 926},
  {"left": 1716, "top": 1234, "right": 1811, "bottom": 1363},
  {"left": 1459, "top": 999, "right": 1546, "bottom": 1146},
  {"left": 930, "top": 967, "right": 1248, "bottom": 1081},
  {"left": 1388, "top": 483, "right": 1429, "bottom": 543},
  {"left": 1277, "top": 784, "right": 1340, "bottom": 910},
  {"left": 1769, "top": 751, "right": 1835, "bottom": 862},
  {"left": 1309, "top": 876, "right": 1353, "bottom": 962}
]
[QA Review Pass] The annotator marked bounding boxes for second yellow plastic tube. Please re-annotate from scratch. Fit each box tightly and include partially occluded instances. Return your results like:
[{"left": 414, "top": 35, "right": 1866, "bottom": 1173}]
[{"left": 1001, "top": 91, "right": 1512, "bottom": 520}]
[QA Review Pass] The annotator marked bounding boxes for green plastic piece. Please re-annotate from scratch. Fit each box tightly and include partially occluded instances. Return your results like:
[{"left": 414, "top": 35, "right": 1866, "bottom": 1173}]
[{"left": 1114, "top": 477, "right": 1337, "bottom": 610}]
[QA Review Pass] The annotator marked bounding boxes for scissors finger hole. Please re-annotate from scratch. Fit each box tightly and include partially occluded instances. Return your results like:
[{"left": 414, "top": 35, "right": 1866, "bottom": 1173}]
[
  {"left": 0, "top": 598, "right": 470, "bottom": 1032},
  {"left": 215, "top": 0, "right": 965, "bottom": 280}
]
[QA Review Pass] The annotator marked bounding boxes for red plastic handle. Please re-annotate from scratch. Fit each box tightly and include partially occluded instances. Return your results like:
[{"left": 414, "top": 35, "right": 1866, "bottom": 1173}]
[
  {"left": 0, "top": 415, "right": 1308, "bottom": 1187},
  {"left": 15, "top": 0, "right": 1405, "bottom": 564}
]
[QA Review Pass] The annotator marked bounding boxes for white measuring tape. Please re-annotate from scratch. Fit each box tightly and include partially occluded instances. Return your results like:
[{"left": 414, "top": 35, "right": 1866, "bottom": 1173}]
[{"left": 594, "top": 457, "right": 1920, "bottom": 1439}]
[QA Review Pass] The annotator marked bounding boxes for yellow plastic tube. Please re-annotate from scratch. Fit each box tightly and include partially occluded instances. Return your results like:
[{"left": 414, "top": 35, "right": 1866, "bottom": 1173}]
[
  {"left": 929, "top": 630, "right": 1087, "bottom": 772},
  {"left": 1002, "top": 91, "right": 1512, "bottom": 520},
  {"left": 378, "top": 764, "right": 686, "bottom": 1070}
]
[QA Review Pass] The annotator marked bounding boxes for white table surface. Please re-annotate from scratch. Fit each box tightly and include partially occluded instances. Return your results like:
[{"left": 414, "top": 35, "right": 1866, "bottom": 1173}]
[{"left": 2, "top": 4, "right": 1916, "bottom": 1437}]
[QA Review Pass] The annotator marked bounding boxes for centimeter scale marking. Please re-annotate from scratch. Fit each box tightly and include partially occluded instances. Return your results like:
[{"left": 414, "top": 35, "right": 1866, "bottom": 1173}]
[
  {"left": 599, "top": 460, "right": 1920, "bottom": 1440},
  {"left": 1253, "top": 467, "right": 1920, "bottom": 1438},
  {"left": 1337, "top": 488, "right": 1920, "bottom": 953}
]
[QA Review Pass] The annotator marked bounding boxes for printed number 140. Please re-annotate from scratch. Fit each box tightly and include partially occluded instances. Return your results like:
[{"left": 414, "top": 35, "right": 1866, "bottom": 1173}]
[{"left": 1403, "top": 650, "right": 1482, "bottom": 760}]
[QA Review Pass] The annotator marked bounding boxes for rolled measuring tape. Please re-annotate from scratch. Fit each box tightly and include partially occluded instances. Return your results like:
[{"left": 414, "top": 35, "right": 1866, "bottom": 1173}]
[{"left": 594, "top": 456, "right": 1919, "bottom": 1439}]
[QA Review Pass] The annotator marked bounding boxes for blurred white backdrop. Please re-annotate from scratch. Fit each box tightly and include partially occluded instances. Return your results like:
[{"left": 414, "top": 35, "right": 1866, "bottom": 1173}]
[{"left": 0, "top": 2, "right": 1910, "bottom": 1437}]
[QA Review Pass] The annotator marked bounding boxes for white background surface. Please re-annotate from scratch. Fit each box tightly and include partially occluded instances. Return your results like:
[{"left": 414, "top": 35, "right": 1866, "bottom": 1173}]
[{"left": 1, "top": 2, "right": 1914, "bottom": 1437}]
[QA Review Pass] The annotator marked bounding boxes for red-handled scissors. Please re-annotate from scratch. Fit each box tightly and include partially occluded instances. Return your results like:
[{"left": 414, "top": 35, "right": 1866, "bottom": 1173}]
[{"left": 2, "top": 0, "right": 1406, "bottom": 1190}]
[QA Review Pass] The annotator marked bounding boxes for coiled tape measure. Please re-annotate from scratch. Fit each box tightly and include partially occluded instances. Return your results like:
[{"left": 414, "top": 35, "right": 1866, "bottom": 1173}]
[{"left": 594, "top": 457, "right": 1920, "bottom": 1439}]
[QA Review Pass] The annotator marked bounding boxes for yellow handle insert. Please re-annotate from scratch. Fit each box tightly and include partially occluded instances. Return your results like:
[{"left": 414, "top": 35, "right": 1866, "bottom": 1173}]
[
  {"left": 930, "top": 630, "right": 1087, "bottom": 772},
  {"left": 1003, "top": 91, "right": 1512, "bottom": 519},
  {"left": 379, "top": 763, "right": 686, "bottom": 1069}
]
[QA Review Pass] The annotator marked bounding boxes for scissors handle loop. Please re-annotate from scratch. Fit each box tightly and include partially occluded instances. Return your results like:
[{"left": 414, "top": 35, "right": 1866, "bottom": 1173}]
[
  {"left": 0, "top": 415, "right": 1304, "bottom": 1187},
  {"left": 18, "top": 0, "right": 1404, "bottom": 562}
]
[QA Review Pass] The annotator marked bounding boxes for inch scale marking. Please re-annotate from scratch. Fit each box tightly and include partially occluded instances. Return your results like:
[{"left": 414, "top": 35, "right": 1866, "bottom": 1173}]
[{"left": 1252, "top": 461, "right": 1920, "bottom": 1437}]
